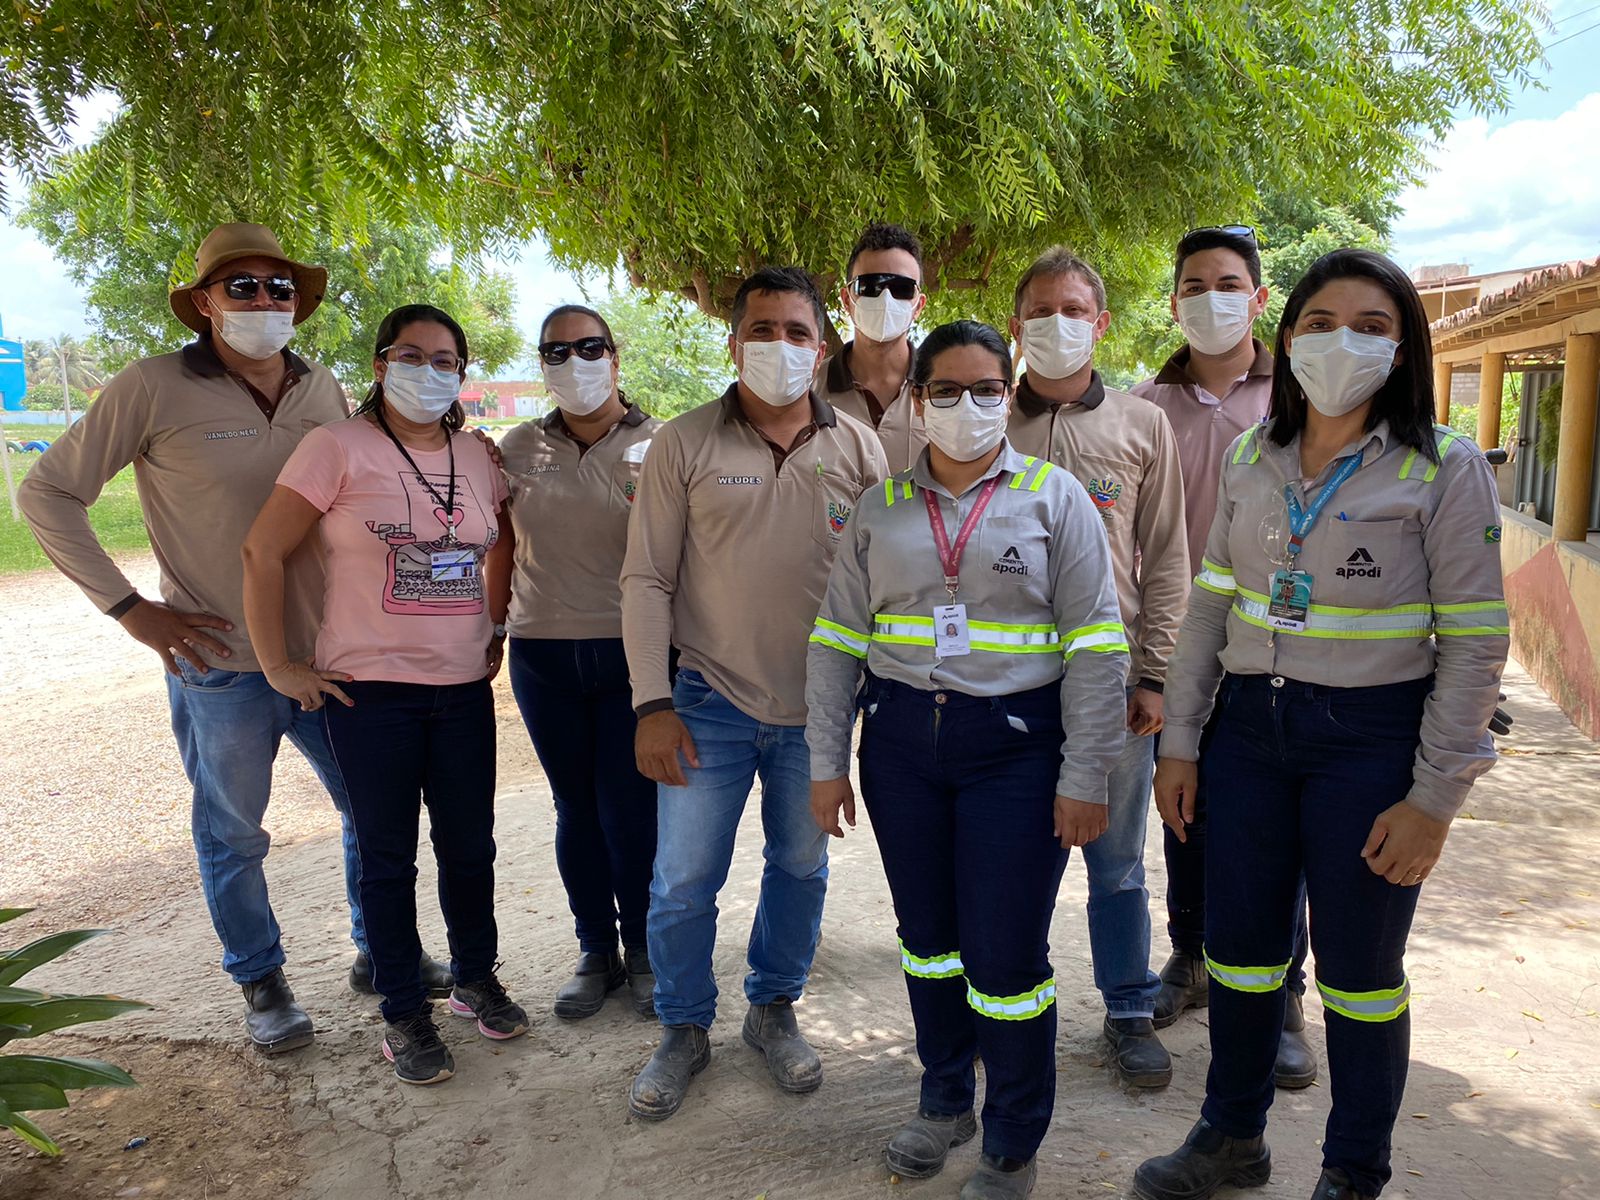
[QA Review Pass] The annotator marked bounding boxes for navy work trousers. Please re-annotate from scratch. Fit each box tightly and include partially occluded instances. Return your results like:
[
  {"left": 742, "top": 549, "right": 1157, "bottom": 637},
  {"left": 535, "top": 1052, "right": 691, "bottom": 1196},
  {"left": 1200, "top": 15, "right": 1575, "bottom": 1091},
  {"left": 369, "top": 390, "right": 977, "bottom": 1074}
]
[
  {"left": 1200, "top": 672, "right": 1431, "bottom": 1196},
  {"left": 509, "top": 637, "right": 657, "bottom": 953},
  {"left": 858, "top": 674, "right": 1070, "bottom": 1164}
]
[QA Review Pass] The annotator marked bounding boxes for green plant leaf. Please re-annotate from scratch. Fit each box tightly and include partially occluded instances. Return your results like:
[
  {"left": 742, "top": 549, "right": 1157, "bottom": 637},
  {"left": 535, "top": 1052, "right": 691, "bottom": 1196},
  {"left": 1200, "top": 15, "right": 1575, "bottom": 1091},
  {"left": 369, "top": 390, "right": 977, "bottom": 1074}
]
[
  {"left": 0, "top": 1055, "right": 138, "bottom": 1090},
  {"left": 0, "top": 996, "right": 150, "bottom": 1039},
  {"left": 0, "top": 1082, "right": 70, "bottom": 1111},
  {"left": 0, "top": 930, "right": 111, "bottom": 986},
  {"left": 0, "top": 1024, "right": 34, "bottom": 1048},
  {"left": 0, "top": 1100, "right": 61, "bottom": 1156},
  {"left": 0, "top": 911, "right": 33, "bottom": 927}
]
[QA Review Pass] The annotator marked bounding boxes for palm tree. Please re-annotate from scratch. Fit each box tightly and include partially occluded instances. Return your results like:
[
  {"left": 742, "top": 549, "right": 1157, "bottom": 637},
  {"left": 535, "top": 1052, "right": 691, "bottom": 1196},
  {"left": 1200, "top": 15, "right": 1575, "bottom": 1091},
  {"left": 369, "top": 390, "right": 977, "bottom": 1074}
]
[{"left": 24, "top": 336, "right": 106, "bottom": 421}]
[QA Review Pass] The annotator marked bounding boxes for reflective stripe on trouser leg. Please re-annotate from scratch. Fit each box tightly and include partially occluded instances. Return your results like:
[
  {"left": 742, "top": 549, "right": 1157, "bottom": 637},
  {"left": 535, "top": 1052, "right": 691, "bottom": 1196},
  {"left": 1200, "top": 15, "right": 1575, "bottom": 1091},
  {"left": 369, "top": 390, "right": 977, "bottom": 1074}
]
[
  {"left": 1206, "top": 951, "right": 1291, "bottom": 993},
  {"left": 1317, "top": 977, "right": 1411, "bottom": 1022},
  {"left": 966, "top": 977, "right": 1057, "bottom": 1020},
  {"left": 902, "top": 940, "right": 964, "bottom": 979}
]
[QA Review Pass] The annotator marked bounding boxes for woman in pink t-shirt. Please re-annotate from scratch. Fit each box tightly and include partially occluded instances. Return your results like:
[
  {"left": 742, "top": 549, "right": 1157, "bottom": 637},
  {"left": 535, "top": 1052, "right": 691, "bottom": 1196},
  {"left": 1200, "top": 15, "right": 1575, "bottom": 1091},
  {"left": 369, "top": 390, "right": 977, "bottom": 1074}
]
[{"left": 242, "top": 304, "right": 523, "bottom": 1087}]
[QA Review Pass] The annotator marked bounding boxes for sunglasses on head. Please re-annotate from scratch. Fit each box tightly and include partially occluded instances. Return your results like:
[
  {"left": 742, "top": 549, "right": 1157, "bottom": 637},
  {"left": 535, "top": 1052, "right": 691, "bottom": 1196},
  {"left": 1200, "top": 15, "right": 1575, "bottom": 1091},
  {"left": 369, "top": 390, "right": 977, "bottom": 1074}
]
[
  {"left": 1184, "top": 224, "right": 1258, "bottom": 247},
  {"left": 539, "top": 336, "right": 612, "bottom": 366},
  {"left": 207, "top": 273, "right": 298, "bottom": 303},
  {"left": 850, "top": 272, "right": 919, "bottom": 302}
]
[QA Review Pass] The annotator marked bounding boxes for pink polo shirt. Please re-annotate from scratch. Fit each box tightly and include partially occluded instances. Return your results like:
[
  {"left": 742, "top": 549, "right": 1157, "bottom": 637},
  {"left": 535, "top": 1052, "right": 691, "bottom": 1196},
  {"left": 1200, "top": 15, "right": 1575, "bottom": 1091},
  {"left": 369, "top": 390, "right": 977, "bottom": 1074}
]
[
  {"left": 277, "top": 416, "right": 509, "bottom": 685},
  {"left": 1130, "top": 340, "right": 1273, "bottom": 574}
]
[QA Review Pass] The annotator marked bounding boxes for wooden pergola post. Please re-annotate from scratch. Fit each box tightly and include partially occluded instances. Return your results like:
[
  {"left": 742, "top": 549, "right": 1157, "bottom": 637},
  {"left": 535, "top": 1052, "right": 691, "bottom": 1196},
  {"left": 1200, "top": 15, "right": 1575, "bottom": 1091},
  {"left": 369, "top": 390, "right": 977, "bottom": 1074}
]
[
  {"left": 1477, "top": 351, "right": 1507, "bottom": 451},
  {"left": 1553, "top": 332, "right": 1599, "bottom": 542},
  {"left": 1433, "top": 358, "right": 1453, "bottom": 425}
]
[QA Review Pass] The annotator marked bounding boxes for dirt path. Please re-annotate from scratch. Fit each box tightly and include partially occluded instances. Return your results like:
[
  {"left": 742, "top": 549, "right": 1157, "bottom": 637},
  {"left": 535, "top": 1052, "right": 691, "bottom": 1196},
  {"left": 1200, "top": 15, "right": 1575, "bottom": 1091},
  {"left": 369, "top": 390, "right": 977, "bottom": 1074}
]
[{"left": 3, "top": 554, "right": 1598, "bottom": 1199}]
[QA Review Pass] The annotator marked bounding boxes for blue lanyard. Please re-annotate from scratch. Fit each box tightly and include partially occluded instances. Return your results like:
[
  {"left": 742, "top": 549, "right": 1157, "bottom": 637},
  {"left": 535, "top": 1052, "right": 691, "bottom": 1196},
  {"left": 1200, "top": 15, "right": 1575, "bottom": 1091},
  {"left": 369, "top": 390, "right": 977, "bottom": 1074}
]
[{"left": 1283, "top": 453, "right": 1362, "bottom": 561}]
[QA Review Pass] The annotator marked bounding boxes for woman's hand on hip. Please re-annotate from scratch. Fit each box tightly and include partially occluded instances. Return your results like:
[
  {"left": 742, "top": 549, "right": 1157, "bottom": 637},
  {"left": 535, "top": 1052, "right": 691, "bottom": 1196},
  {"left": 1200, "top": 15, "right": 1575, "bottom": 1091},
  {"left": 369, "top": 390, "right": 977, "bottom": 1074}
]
[
  {"left": 811, "top": 776, "right": 856, "bottom": 838},
  {"left": 1154, "top": 757, "right": 1198, "bottom": 842},
  {"left": 1054, "top": 795, "right": 1108, "bottom": 849},
  {"left": 1361, "top": 801, "right": 1450, "bottom": 886},
  {"left": 264, "top": 659, "right": 353, "bottom": 713}
]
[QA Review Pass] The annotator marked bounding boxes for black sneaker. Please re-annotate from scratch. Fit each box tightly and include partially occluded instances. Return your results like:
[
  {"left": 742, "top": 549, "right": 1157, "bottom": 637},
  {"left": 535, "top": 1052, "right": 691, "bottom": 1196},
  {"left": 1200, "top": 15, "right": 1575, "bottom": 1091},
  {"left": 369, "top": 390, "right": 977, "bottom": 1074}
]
[
  {"left": 449, "top": 971, "right": 529, "bottom": 1040},
  {"left": 382, "top": 1007, "right": 455, "bottom": 1085}
]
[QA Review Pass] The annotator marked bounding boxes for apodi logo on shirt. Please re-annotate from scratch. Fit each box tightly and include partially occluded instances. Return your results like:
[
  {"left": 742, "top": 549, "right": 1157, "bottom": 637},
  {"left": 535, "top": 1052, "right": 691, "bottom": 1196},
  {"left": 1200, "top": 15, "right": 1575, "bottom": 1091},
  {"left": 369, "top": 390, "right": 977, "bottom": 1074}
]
[
  {"left": 992, "top": 545, "right": 1032, "bottom": 578},
  {"left": 1337, "top": 547, "right": 1382, "bottom": 579}
]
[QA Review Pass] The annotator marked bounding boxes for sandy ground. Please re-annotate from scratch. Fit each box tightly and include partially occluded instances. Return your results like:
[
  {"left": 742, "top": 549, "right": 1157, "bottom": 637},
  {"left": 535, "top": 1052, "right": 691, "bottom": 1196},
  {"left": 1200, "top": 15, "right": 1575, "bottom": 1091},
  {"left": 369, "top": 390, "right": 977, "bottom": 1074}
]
[{"left": 2, "top": 551, "right": 1598, "bottom": 1200}]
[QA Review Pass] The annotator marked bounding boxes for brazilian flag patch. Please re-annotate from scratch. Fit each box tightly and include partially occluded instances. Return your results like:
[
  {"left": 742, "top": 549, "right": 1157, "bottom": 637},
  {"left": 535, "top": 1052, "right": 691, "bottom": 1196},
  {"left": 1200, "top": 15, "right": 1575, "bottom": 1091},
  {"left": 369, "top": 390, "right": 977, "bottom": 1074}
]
[{"left": 1485, "top": 524, "right": 1502, "bottom": 543}]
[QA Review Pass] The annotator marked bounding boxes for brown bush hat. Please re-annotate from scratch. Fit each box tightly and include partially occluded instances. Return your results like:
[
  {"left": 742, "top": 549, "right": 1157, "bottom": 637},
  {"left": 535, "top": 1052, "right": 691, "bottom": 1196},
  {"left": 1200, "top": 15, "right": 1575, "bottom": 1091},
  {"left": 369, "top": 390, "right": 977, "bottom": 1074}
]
[{"left": 169, "top": 223, "right": 328, "bottom": 333}]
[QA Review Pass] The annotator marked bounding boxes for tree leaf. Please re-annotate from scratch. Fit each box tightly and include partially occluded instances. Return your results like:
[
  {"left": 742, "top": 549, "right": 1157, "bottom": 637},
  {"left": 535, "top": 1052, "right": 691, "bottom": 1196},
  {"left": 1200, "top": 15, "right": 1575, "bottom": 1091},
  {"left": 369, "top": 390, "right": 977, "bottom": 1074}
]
[{"left": 0, "top": 929, "right": 112, "bottom": 987}]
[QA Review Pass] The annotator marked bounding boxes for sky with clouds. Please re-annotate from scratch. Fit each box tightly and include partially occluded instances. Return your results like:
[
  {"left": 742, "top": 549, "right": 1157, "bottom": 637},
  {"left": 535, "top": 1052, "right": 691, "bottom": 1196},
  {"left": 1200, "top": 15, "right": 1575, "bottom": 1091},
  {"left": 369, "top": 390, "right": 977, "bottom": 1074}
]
[{"left": 4, "top": 8, "right": 1599, "bottom": 355}]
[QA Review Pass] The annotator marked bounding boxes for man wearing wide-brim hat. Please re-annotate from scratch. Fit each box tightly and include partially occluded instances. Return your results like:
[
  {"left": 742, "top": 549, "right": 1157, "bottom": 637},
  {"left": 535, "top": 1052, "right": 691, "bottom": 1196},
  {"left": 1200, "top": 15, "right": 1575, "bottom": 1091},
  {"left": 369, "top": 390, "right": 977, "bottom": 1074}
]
[{"left": 20, "top": 222, "right": 452, "bottom": 1054}]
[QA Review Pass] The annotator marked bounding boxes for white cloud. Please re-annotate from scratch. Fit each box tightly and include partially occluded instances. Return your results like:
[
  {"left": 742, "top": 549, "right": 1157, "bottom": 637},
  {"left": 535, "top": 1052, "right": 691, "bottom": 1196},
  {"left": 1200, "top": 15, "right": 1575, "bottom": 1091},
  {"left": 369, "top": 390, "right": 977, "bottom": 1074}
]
[{"left": 1392, "top": 91, "right": 1600, "bottom": 275}]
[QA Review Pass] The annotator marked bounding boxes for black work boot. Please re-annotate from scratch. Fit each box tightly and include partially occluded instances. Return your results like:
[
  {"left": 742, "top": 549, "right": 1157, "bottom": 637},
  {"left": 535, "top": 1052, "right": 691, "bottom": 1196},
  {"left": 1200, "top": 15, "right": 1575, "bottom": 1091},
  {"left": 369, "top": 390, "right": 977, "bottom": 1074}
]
[
  {"left": 349, "top": 950, "right": 454, "bottom": 999},
  {"left": 623, "top": 945, "right": 656, "bottom": 1019},
  {"left": 1310, "top": 1167, "right": 1375, "bottom": 1200},
  {"left": 241, "top": 968, "right": 314, "bottom": 1055},
  {"left": 628, "top": 1024, "right": 711, "bottom": 1120},
  {"left": 382, "top": 1005, "right": 455, "bottom": 1085},
  {"left": 1104, "top": 1016, "right": 1174, "bottom": 1089},
  {"left": 742, "top": 996, "right": 823, "bottom": 1093},
  {"left": 1133, "top": 1119, "right": 1271, "bottom": 1200},
  {"left": 1153, "top": 951, "right": 1209, "bottom": 1029},
  {"left": 553, "top": 949, "right": 626, "bottom": 1019},
  {"left": 1274, "top": 991, "right": 1318, "bottom": 1089},
  {"left": 960, "top": 1154, "right": 1037, "bottom": 1199},
  {"left": 885, "top": 1107, "right": 977, "bottom": 1179}
]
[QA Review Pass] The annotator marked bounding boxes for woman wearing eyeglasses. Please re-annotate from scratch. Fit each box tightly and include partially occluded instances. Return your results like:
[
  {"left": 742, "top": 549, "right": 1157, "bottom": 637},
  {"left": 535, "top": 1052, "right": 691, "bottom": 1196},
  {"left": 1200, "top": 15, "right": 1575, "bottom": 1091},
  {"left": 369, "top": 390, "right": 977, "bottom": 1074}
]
[
  {"left": 806, "top": 320, "right": 1129, "bottom": 1199},
  {"left": 242, "top": 303, "right": 525, "bottom": 1087},
  {"left": 1130, "top": 251, "right": 1508, "bottom": 1200},
  {"left": 499, "top": 305, "right": 663, "bottom": 1021}
]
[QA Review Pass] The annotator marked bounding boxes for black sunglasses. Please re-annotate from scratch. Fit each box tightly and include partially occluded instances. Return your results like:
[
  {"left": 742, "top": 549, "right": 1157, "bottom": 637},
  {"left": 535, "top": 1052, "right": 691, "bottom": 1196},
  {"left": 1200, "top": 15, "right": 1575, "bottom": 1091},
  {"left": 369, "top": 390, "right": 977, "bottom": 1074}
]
[
  {"left": 539, "top": 336, "right": 612, "bottom": 366},
  {"left": 850, "top": 272, "right": 919, "bottom": 302},
  {"left": 1183, "top": 224, "right": 1258, "bottom": 246},
  {"left": 207, "top": 273, "right": 298, "bottom": 303}
]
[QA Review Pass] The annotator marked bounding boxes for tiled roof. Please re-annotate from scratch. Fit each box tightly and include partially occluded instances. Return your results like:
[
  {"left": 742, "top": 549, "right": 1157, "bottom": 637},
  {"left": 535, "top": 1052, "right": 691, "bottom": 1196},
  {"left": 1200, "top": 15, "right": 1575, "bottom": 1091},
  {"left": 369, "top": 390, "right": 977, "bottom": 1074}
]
[{"left": 1430, "top": 255, "right": 1600, "bottom": 337}]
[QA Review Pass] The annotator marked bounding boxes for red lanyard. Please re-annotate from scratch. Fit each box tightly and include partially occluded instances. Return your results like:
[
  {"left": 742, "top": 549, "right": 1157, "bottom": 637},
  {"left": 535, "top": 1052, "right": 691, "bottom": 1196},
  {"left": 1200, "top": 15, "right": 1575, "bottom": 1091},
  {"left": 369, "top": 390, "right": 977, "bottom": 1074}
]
[{"left": 923, "top": 477, "right": 1000, "bottom": 600}]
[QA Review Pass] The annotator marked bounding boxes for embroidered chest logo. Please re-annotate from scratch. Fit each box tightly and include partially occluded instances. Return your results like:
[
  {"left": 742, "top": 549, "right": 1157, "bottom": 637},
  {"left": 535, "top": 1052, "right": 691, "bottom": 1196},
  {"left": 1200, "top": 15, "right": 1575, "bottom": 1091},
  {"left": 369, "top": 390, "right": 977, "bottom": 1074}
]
[
  {"left": 717, "top": 474, "right": 763, "bottom": 485},
  {"left": 622, "top": 479, "right": 638, "bottom": 504},
  {"left": 204, "top": 427, "right": 260, "bottom": 441},
  {"left": 1086, "top": 477, "right": 1122, "bottom": 523},
  {"left": 520, "top": 463, "right": 561, "bottom": 476},
  {"left": 992, "top": 545, "right": 1032, "bottom": 578},
  {"left": 827, "top": 499, "right": 852, "bottom": 533},
  {"left": 1337, "top": 547, "right": 1382, "bottom": 579}
]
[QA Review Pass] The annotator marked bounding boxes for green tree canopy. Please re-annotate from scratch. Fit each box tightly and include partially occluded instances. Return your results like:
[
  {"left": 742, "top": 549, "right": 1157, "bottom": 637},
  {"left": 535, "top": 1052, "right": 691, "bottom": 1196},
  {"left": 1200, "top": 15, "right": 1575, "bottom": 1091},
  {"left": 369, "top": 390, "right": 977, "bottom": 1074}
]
[
  {"left": 599, "top": 290, "right": 733, "bottom": 419},
  {"left": 20, "top": 181, "right": 525, "bottom": 384},
  {"left": 2, "top": 1, "right": 1545, "bottom": 328}
]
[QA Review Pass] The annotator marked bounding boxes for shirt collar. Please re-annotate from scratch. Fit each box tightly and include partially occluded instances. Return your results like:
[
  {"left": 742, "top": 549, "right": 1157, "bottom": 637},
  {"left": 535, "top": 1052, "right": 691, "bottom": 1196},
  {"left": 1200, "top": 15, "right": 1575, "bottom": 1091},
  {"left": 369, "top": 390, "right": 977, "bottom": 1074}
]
[
  {"left": 719, "top": 382, "right": 837, "bottom": 429},
  {"left": 825, "top": 339, "right": 916, "bottom": 394},
  {"left": 1153, "top": 338, "right": 1273, "bottom": 387},
  {"left": 181, "top": 335, "right": 310, "bottom": 380},
  {"left": 1015, "top": 370, "right": 1105, "bottom": 418},
  {"left": 541, "top": 396, "right": 649, "bottom": 436},
  {"left": 910, "top": 439, "right": 1031, "bottom": 499}
]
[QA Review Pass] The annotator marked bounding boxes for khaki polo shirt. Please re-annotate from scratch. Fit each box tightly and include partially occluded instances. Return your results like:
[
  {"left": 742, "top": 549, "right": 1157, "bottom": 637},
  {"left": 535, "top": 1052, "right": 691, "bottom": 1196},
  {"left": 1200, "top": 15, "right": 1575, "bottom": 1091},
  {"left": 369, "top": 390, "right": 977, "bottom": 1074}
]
[
  {"left": 1007, "top": 372, "right": 1190, "bottom": 688},
  {"left": 19, "top": 340, "right": 348, "bottom": 671},
  {"left": 817, "top": 341, "right": 926, "bottom": 475},
  {"left": 500, "top": 402, "right": 663, "bottom": 640},
  {"left": 621, "top": 384, "right": 889, "bottom": 725}
]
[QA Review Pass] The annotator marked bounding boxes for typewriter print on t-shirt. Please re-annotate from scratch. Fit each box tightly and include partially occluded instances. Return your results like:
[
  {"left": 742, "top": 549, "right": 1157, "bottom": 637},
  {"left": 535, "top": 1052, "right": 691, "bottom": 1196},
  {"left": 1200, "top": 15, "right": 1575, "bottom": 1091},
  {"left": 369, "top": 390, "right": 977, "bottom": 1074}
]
[{"left": 366, "top": 467, "right": 497, "bottom": 615}]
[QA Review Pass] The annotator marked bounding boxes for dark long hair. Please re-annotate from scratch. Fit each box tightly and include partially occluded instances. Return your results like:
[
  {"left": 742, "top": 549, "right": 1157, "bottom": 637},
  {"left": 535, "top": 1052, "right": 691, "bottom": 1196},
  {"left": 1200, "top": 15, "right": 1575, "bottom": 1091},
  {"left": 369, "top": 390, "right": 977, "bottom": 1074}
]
[
  {"left": 357, "top": 304, "right": 470, "bottom": 433},
  {"left": 1269, "top": 249, "right": 1438, "bottom": 463},
  {"left": 912, "top": 320, "right": 1013, "bottom": 385}
]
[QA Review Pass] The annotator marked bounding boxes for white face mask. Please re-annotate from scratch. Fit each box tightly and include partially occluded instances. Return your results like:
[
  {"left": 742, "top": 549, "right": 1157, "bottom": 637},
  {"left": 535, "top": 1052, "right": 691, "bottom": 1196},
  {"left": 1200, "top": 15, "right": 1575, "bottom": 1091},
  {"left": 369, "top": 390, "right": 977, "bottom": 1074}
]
[
  {"left": 1176, "top": 291, "right": 1255, "bottom": 356},
  {"left": 851, "top": 291, "right": 917, "bottom": 343},
  {"left": 215, "top": 309, "right": 295, "bottom": 360},
  {"left": 543, "top": 354, "right": 614, "bottom": 417},
  {"left": 1020, "top": 314, "right": 1096, "bottom": 379},
  {"left": 1289, "top": 327, "right": 1399, "bottom": 418},
  {"left": 382, "top": 361, "right": 462, "bottom": 422},
  {"left": 738, "top": 339, "right": 816, "bottom": 407},
  {"left": 922, "top": 393, "right": 1010, "bottom": 463}
]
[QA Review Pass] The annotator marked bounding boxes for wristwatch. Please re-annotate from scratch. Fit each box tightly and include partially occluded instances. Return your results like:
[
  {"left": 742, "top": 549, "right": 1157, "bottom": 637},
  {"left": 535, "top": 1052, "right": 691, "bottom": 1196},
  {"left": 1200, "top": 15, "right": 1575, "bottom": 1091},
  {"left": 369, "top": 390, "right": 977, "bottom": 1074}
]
[{"left": 491, "top": 623, "right": 507, "bottom": 640}]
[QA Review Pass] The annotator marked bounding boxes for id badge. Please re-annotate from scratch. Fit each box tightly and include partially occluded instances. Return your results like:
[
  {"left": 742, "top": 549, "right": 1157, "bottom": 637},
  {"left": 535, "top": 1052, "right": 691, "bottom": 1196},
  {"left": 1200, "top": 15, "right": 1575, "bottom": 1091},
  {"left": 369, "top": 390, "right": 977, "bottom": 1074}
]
[
  {"left": 934, "top": 603, "right": 970, "bottom": 657},
  {"left": 1266, "top": 569, "right": 1313, "bottom": 631},
  {"left": 430, "top": 547, "right": 477, "bottom": 582}
]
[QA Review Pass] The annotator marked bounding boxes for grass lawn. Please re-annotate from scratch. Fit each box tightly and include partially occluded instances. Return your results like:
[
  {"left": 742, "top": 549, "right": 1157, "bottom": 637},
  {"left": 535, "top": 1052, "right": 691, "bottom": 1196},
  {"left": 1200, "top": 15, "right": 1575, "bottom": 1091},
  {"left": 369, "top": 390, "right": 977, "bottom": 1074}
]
[{"left": 0, "top": 425, "right": 149, "bottom": 575}]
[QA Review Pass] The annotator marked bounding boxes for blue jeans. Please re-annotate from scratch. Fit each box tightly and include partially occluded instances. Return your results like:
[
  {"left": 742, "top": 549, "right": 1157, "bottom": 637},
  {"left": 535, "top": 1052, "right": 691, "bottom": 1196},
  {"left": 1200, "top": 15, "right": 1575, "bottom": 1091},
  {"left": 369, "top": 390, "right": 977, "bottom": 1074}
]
[
  {"left": 509, "top": 638, "right": 656, "bottom": 953},
  {"left": 647, "top": 670, "right": 827, "bottom": 1029},
  {"left": 166, "top": 661, "right": 366, "bottom": 984},
  {"left": 324, "top": 679, "right": 499, "bottom": 1022},
  {"left": 1079, "top": 716, "right": 1161, "bottom": 1017},
  {"left": 859, "top": 675, "right": 1070, "bottom": 1163},
  {"left": 1201, "top": 673, "right": 1430, "bottom": 1196}
]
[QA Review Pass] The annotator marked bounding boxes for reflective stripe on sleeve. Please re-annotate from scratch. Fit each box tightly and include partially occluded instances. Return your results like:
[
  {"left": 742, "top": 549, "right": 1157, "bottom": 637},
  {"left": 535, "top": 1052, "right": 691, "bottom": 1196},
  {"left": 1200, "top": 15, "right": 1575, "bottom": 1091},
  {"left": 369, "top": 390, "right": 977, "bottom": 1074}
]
[
  {"left": 1205, "top": 952, "right": 1290, "bottom": 993},
  {"left": 1233, "top": 587, "right": 1434, "bottom": 640},
  {"left": 966, "top": 977, "right": 1057, "bottom": 1020},
  {"left": 809, "top": 618, "right": 870, "bottom": 659},
  {"left": 1432, "top": 601, "right": 1510, "bottom": 637},
  {"left": 1195, "top": 558, "right": 1237, "bottom": 597},
  {"left": 1062, "top": 621, "right": 1130, "bottom": 659},
  {"left": 901, "top": 941, "right": 964, "bottom": 979},
  {"left": 1317, "top": 978, "right": 1411, "bottom": 1023}
]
